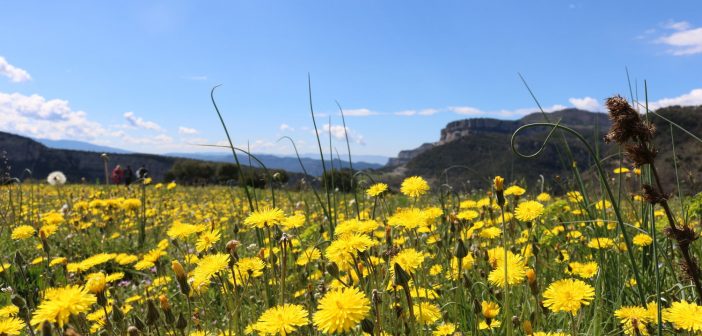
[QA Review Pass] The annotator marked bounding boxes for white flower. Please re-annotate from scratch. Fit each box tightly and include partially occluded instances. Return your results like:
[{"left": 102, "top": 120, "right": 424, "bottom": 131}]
[{"left": 47, "top": 171, "right": 67, "bottom": 185}]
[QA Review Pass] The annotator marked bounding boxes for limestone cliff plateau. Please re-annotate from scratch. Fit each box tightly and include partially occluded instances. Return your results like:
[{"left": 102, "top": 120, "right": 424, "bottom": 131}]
[{"left": 383, "top": 107, "right": 701, "bottom": 195}]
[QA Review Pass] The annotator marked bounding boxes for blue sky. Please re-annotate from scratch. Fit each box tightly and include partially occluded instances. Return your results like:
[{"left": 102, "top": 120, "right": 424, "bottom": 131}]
[{"left": 1, "top": 1, "right": 701, "bottom": 157}]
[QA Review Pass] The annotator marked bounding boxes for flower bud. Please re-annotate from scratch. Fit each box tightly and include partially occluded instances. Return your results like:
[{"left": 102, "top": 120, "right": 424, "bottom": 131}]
[{"left": 393, "top": 263, "right": 411, "bottom": 286}]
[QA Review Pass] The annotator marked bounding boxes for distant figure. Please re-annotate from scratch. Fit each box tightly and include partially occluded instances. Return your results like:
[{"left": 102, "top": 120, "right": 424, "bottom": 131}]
[
  {"left": 136, "top": 165, "right": 149, "bottom": 179},
  {"left": 111, "top": 165, "right": 124, "bottom": 184},
  {"left": 124, "top": 166, "right": 134, "bottom": 186}
]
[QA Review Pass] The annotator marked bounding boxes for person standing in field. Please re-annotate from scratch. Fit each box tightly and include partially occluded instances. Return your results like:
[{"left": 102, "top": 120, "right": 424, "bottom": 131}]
[
  {"left": 111, "top": 165, "right": 123, "bottom": 184},
  {"left": 124, "top": 165, "right": 134, "bottom": 186},
  {"left": 136, "top": 165, "right": 149, "bottom": 179}
]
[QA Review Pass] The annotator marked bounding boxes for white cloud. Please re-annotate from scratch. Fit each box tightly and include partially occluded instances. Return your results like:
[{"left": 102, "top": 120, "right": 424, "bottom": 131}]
[
  {"left": 178, "top": 126, "right": 199, "bottom": 135},
  {"left": 657, "top": 21, "right": 702, "bottom": 55},
  {"left": 0, "top": 92, "right": 105, "bottom": 140},
  {"left": 395, "top": 108, "right": 441, "bottom": 116},
  {"left": 343, "top": 108, "right": 379, "bottom": 117},
  {"left": 279, "top": 123, "right": 294, "bottom": 132},
  {"left": 0, "top": 56, "right": 31, "bottom": 83},
  {"left": 123, "top": 111, "right": 163, "bottom": 131},
  {"left": 321, "top": 124, "right": 365, "bottom": 145},
  {"left": 448, "top": 106, "right": 484, "bottom": 115},
  {"left": 649, "top": 88, "right": 702, "bottom": 110},
  {"left": 663, "top": 20, "right": 691, "bottom": 31},
  {"left": 448, "top": 104, "right": 568, "bottom": 118},
  {"left": 568, "top": 97, "right": 600, "bottom": 111}
]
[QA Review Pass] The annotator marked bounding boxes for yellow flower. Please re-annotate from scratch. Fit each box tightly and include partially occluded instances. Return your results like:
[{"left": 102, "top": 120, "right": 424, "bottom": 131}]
[
  {"left": 488, "top": 254, "right": 527, "bottom": 286},
  {"left": 313, "top": 287, "right": 370, "bottom": 333},
  {"left": 0, "top": 305, "right": 19, "bottom": 318},
  {"left": 166, "top": 182, "right": 177, "bottom": 190},
  {"left": 664, "top": 301, "right": 702, "bottom": 332},
  {"left": 391, "top": 248, "right": 426, "bottom": 275},
  {"left": 325, "top": 234, "right": 376, "bottom": 269},
  {"left": 400, "top": 176, "right": 430, "bottom": 198},
  {"left": 479, "top": 319, "right": 501, "bottom": 330},
  {"left": 11, "top": 225, "right": 35, "bottom": 240},
  {"left": 587, "top": 237, "right": 615, "bottom": 249},
  {"left": 167, "top": 221, "right": 206, "bottom": 240},
  {"left": 366, "top": 183, "right": 388, "bottom": 197},
  {"left": 632, "top": 233, "right": 653, "bottom": 247},
  {"left": 433, "top": 323, "right": 457, "bottom": 336},
  {"left": 568, "top": 261, "right": 598, "bottom": 279},
  {"left": 282, "top": 212, "right": 306, "bottom": 230},
  {"left": 413, "top": 302, "right": 441, "bottom": 325},
  {"left": 536, "top": 192, "right": 551, "bottom": 202},
  {"left": 31, "top": 285, "right": 96, "bottom": 328},
  {"left": 613, "top": 167, "right": 630, "bottom": 174},
  {"left": 296, "top": 248, "right": 321, "bottom": 266},
  {"left": 481, "top": 301, "right": 500, "bottom": 319},
  {"left": 493, "top": 176, "right": 504, "bottom": 191},
  {"left": 504, "top": 185, "right": 526, "bottom": 197},
  {"left": 196, "top": 229, "right": 221, "bottom": 253},
  {"left": 85, "top": 272, "right": 107, "bottom": 294},
  {"left": 335, "top": 219, "right": 379, "bottom": 236},
  {"left": 0, "top": 317, "right": 25, "bottom": 335},
  {"left": 514, "top": 201, "right": 544, "bottom": 221},
  {"left": 542, "top": 278, "right": 595, "bottom": 315},
  {"left": 614, "top": 305, "right": 650, "bottom": 336},
  {"left": 244, "top": 207, "right": 285, "bottom": 228},
  {"left": 234, "top": 257, "right": 265, "bottom": 284},
  {"left": 252, "top": 304, "right": 309, "bottom": 335},
  {"left": 191, "top": 253, "right": 230, "bottom": 291}
]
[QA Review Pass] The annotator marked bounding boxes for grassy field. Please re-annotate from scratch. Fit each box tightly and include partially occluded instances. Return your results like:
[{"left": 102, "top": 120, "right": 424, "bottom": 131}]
[{"left": 0, "top": 96, "right": 701, "bottom": 336}]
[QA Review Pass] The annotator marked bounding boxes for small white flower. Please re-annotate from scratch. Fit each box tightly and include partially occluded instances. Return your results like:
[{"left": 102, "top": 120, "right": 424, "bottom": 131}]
[{"left": 47, "top": 171, "right": 67, "bottom": 185}]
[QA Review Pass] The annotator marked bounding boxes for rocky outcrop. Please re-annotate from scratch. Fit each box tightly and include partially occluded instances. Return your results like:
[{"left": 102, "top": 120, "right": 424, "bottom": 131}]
[
  {"left": 386, "top": 143, "right": 435, "bottom": 167},
  {"left": 439, "top": 118, "right": 518, "bottom": 144}
]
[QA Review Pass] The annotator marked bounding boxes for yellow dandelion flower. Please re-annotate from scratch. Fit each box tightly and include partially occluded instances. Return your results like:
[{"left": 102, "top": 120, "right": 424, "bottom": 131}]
[
  {"left": 191, "top": 253, "right": 230, "bottom": 291},
  {"left": 542, "top": 278, "right": 595, "bottom": 315},
  {"left": 167, "top": 221, "right": 206, "bottom": 240},
  {"left": 632, "top": 233, "right": 653, "bottom": 247},
  {"left": 244, "top": 207, "right": 285, "bottom": 228},
  {"left": 296, "top": 248, "right": 321, "bottom": 266},
  {"left": 614, "top": 305, "right": 650, "bottom": 336},
  {"left": 664, "top": 301, "right": 702, "bottom": 332},
  {"left": 514, "top": 201, "right": 544, "bottom": 222},
  {"left": 252, "top": 304, "right": 308, "bottom": 336},
  {"left": 587, "top": 237, "right": 615, "bottom": 249},
  {"left": 504, "top": 185, "right": 526, "bottom": 197},
  {"left": 313, "top": 287, "right": 370, "bottom": 333},
  {"left": 400, "top": 176, "right": 430, "bottom": 198},
  {"left": 196, "top": 229, "right": 221, "bottom": 253},
  {"left": 11, "top": 225, "right": 35, "bottom": 240},
  {"left": 366, "top": 183, "right": 388, "bottom": 197},
  {"left": 414, "top": 302, "right": 441, "bottom": 325},
  {"left": 433, "top": 323, "right": 457, "bottom": 336},
  {"left": 0, "top": 317, "right": 25, "bottom": 335},
  {"left": 31, "top": 285, "right": 96, "bottom": 328}
]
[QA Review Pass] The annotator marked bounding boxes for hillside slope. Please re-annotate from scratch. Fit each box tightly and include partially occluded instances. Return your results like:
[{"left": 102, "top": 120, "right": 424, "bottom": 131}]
[{"left": 385, "top": 107, "right": 701, "bottom": 195}]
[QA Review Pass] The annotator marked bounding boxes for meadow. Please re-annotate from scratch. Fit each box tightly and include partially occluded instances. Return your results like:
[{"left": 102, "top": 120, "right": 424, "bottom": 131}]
[{"left": 0, "top": 95, "right": 701, "bottom": 336}]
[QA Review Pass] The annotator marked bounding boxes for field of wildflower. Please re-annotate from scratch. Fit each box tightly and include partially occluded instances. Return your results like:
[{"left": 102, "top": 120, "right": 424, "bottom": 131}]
[{"left": 1, "top": 95, "right": 701, "bottom": 336}]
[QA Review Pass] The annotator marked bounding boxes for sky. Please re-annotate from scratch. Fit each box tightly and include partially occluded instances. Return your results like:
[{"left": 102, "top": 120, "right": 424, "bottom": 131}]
[{"left": 1, "top": 1, "right": 702, "bottom": 158}]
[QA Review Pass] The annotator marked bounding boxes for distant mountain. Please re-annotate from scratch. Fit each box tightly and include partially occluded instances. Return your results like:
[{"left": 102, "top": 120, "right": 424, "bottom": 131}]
[
  {"left": 29, "top": 137, "right": 384, "bottom": 176},
  {"left": 382, "top": 107, "right": 702, "bottom": 195},
  {"left": 35, "top": 138, "right": 132, "bottom": 154},
  {"left": 165, "top": 152, "right": 383, "bottom": 176},
  {"left": 0, "top": 132, "right": 179, "bottom": 182}
]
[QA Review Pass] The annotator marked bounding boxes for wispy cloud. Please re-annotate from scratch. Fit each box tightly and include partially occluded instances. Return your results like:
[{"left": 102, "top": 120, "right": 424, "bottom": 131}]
[
  {"left": 649, "top": 88, "right": 702, "bottom": 110},
  {"left": 178, "top": 126, "right": 199, "bottom": 135},
  {"left": 656, "top": 20, "right": 702, "bottom": 55},
  {"left": 0, "top": 56, "right": 31, "bottom": 83},
  {"left": 124, "top": 111, "right": 163, "bottom": 131},
  {"left": 0, "top": 92, "right": 105, "bottom": 140},
  {"left": 320, "top": 124, "right": 365, "bottom": 145},
  {"left": 279, "top": 123, "right": 294, "bottom": 132},
  {"left": 342, "top": 108, "right": 379, "bottom": 117},
  {"left": 568, "top": 97, "right": 600, "bottom": 111}
]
